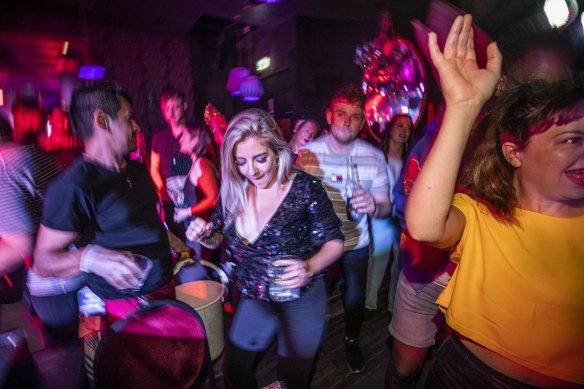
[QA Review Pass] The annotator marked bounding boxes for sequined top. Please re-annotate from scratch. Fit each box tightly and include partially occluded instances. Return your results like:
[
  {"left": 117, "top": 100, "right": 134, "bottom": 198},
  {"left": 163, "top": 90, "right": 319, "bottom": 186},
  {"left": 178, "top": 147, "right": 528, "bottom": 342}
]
[{"left": 211, "top": 170, "right": 344, "bottom": 301}]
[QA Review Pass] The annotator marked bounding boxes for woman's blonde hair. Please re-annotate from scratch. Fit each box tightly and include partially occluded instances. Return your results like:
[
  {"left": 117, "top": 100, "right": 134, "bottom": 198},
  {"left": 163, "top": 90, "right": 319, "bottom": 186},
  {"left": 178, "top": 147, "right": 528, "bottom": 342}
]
[
  {"left": 220, "top": 108, "right": 294, "bottom": 226},
  {"left": 289, "top": 118, "right": 321, "bottom": 153}
]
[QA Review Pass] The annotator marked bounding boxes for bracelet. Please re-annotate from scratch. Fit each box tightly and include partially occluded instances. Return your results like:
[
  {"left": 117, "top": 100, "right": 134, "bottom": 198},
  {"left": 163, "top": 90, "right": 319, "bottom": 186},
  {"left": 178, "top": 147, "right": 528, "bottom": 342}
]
[{"left": 302, "top": 260, "right": 314, "bottom": 278}]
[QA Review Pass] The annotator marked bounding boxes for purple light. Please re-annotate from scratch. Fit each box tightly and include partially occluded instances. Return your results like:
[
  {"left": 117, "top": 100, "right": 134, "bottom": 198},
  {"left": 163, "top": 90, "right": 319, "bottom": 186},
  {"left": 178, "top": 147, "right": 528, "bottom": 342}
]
[
  {"left": 239, "top": 75, "right": 264, "bottom": 102},
  {"left": 78, "top": 65, "right": 105, "bottom": 80},
  {"left": 226, "top": 67, "right": 251, "bottom": 96}
]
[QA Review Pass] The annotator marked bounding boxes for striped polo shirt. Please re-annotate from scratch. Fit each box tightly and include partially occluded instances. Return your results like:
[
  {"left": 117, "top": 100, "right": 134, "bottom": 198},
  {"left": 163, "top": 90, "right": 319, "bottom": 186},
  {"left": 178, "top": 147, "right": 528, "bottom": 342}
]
[
  {"left": 0, "top": 143, "right": 61, "bottom": 236},
  {"left": 297, "top": 135, "right": 389, "bottom": 251}
]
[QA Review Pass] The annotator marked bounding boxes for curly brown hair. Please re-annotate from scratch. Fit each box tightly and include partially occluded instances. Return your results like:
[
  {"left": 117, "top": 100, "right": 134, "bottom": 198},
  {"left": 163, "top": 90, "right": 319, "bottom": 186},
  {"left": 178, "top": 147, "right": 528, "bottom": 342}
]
[{"left": 461, "top": 80, "right": 584, "bottom": 224}]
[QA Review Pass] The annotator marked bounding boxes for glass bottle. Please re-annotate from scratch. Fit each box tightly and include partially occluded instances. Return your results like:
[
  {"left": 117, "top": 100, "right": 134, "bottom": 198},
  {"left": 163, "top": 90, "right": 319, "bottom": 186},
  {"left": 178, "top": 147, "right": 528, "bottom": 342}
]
[{"left": 345, "top": 156, "right": 364, "bottom": 222}]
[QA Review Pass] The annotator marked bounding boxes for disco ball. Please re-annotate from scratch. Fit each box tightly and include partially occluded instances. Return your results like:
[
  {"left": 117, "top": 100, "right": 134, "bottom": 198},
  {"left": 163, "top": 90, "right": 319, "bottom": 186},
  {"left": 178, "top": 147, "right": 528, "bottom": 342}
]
[{"left": 356, "top": 37, "right": 427, "bottom": 137}]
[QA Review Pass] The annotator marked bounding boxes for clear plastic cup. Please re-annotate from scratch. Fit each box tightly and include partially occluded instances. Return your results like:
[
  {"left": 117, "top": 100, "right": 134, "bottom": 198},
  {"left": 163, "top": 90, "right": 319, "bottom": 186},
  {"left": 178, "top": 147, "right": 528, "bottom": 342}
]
[
  {"left": 167, "top": 187, "right": 184, "bottom": 207},
  {"left": 267, "top": 255, "right": 301, "bottom": 302},
  {"left": 166, "top": 176, "right": 186, "bottom": 206},
  {"left": 122, "top": 254, "right": 153, "bottom": 293}
]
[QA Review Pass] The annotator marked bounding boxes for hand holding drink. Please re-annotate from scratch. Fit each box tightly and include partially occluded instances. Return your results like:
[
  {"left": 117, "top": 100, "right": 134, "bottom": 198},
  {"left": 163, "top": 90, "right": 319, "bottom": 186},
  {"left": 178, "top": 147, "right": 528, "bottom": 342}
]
[
  {"left": 80, "top": 245, "right": 152, "bottom": 291},
  {"left": 166, "top": 175, "right": 187, "bottom": 206},
  {"left": 268, "top": 255, "right": 313, "bottom": 302},
  {"left": 345, "top": 156, "right": 365, "bottom": 221}
]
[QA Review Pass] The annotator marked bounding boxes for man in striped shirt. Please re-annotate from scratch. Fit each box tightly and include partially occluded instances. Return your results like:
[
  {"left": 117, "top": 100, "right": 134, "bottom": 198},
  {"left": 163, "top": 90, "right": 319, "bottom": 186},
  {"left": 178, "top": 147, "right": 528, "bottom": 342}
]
[
  {"left": 296, "top": 83, "right": 391, "bottom": 373},
  {"left": 0, "top": 113, "right": 60, "bottom": 349}
]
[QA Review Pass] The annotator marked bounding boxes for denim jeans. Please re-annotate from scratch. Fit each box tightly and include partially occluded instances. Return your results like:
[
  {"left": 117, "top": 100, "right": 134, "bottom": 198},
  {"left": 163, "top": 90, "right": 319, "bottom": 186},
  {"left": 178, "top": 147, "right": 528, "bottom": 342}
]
[
  {"left": 229, "top": 277, "right": 327, "bottom": 358},
  {"left": 31, "top": 291, "right": 80, "bottom": 344},
  {"left": 365, "top": 217, "right": 401, "bottom": 310},
  {"left": 27, "top": 272, "right": 87, "bottom": 344},
  {"left": 425, "top": 334, "right": 538, "bottom": 389},
  {"left": 225, "top": 278, "right": 327, "bottom": 388},
  {"left": 340, "top": 246, "right": 369, "bottom": 340}
]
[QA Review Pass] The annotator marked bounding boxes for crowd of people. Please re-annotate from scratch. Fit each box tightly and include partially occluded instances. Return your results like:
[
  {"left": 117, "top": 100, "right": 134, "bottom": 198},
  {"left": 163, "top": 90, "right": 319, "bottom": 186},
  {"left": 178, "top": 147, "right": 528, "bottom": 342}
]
[{"left": 0, "top": 13, "right": 582, "bottom": 389}]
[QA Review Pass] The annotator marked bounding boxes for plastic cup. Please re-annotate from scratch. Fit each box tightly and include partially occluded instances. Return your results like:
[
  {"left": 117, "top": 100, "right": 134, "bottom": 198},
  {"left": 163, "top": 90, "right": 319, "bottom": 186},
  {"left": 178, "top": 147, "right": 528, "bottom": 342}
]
[
  {"left": 267, "top": 255, "right": 302, "bottom": 302},
  {"left": 122, "top": 254, "right": 153, "bottom": 293}
]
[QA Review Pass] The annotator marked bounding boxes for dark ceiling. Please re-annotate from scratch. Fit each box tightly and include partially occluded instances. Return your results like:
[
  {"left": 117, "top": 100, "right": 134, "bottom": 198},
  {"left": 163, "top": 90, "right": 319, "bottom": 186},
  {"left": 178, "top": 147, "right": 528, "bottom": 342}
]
[
  {"left": 3, "top": 0, "right": 382, "bottom": 35},
  {"left": 1, "top": 0, "right": 583, "bottom": 95}
]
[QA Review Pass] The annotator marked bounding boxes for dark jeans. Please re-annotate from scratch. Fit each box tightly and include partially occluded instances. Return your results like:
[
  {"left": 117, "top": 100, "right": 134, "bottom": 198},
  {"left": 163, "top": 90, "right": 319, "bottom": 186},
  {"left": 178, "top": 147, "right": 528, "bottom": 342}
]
[
  {"left": 340, "top": 246, "right": 369, "bottom": 340},
  {"left": 31, "top": 291, "right": 80, "bottom": 344},
  {"left": 225, "top": 278, "right": 327, "bottom": 388},
  {"left": 425, "top": 334, "right": 538, "bottom": 389},
  {"left": 162, "top": 201, "right": 187, "bottom": 242}
]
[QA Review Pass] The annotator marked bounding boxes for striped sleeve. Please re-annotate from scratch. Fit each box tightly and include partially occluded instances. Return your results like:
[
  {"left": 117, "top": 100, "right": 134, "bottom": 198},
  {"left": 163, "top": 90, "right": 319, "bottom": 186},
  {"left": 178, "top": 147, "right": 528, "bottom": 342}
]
[{"left": 0, "top": 145, "right": 61, "bottom": 235}]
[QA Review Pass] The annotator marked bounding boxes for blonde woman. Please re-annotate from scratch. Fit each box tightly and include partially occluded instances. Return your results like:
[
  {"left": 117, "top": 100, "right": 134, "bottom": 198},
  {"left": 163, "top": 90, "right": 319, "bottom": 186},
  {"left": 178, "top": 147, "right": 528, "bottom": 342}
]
[
  {"left": 187, "top": 108, "right": 343, "bottom": 388},
  {"left": 288, "top": 118, "right": 320, "bottom": 154}
]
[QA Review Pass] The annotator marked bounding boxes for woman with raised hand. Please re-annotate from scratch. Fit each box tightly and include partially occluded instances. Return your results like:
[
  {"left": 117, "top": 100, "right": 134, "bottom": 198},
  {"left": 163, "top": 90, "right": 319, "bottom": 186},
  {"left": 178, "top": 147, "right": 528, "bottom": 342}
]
[
  {"left": 407, "top": 15, "right": 584, "bottom": 388},
  {"left": 187, "top": 108, "right": 344, "bottom": 388}
]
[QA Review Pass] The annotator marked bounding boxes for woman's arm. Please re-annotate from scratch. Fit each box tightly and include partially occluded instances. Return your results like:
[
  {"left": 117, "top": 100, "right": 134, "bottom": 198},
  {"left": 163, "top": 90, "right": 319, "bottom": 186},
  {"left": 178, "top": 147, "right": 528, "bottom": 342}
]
[
  {"left": 275, "top": 239, "right": 344, "bottom": 289},
  {"left": 406, "top": 15, "right": 501, "bottom": 247},
  {"left": 149, "top": 151, "right": 165, "bottom": 201},
  {"left": 188, "top": 158, "right": 219, "bottom": 216}
]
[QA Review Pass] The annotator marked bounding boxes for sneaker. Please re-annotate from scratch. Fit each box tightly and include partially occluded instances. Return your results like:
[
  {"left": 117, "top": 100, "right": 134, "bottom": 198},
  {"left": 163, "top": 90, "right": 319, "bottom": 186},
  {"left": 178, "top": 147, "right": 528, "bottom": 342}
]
[{"left": 345, "top": 337, "right": 364, "bottom": 373}]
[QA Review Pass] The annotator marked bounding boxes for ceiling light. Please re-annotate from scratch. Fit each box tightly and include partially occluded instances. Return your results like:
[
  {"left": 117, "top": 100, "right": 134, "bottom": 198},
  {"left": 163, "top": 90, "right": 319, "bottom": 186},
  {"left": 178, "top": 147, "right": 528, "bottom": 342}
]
[
  {"left": 239, "top": 75, "right": 264, "bottom": 102},
  {"left": 226, "top": 67, "right": 252, "bottom": 96},
  {"left": 544, "top": 0, "right": 578, "bottom": 28}
]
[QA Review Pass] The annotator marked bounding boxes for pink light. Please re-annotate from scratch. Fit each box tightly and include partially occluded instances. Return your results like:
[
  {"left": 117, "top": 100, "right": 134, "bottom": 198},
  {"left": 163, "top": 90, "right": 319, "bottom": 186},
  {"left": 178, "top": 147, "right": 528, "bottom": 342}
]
[{"left": 226, "top": 67, "right": 251, "bottom": 96}]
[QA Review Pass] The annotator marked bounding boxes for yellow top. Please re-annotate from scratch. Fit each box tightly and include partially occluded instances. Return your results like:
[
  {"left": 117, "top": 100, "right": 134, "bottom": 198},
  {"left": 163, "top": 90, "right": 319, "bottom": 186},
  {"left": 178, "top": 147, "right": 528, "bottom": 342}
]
[{"left": 438, "top": 193, "right": 584, "bottom": 384}]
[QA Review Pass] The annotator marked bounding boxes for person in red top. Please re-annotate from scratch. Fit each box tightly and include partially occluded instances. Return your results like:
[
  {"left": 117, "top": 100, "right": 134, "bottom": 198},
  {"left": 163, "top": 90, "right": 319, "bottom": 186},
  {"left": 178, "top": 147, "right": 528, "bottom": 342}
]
[{"left": 168, "top": 124, "right": 219, "bottom": 259}]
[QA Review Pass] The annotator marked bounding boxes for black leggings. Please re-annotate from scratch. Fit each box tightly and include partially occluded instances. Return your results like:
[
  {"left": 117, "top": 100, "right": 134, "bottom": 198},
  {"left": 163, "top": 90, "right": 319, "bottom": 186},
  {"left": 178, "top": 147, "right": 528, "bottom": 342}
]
[{"left": 223, "top": 341, "right": 315, "bottom": 389}]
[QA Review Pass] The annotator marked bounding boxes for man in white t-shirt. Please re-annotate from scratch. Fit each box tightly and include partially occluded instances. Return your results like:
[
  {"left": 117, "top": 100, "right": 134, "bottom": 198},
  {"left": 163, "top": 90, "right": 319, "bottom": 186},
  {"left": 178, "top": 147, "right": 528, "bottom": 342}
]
[{"left": 296, "top": 83, "right": 391, "bottom": 373}]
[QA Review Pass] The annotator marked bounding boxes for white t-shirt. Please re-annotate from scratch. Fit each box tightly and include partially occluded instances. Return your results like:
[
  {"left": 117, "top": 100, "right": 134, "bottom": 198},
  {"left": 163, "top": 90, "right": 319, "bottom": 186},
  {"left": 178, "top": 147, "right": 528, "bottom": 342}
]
[{"left": 297, "top": 135, "right": 389, "bottom": 250}]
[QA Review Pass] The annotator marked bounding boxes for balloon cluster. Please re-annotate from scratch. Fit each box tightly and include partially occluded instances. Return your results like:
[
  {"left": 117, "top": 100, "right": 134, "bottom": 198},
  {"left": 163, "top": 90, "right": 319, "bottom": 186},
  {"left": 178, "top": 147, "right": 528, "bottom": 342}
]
[{"left": 354, "top": 11, "right": 427, "bottom": 133}]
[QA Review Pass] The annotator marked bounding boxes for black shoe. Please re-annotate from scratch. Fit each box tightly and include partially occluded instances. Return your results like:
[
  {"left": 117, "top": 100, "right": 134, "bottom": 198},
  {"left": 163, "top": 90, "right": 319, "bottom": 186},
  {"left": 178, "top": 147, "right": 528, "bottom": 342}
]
[{"left": 345, "top": 337, "right": 364, "bottom": 374}]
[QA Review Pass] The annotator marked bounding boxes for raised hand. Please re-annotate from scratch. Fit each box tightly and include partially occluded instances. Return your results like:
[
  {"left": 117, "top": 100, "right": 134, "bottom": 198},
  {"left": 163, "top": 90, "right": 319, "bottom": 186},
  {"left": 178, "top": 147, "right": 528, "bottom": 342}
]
[{"left": 428, "top": 14, "right": 502, "bottom": 110}]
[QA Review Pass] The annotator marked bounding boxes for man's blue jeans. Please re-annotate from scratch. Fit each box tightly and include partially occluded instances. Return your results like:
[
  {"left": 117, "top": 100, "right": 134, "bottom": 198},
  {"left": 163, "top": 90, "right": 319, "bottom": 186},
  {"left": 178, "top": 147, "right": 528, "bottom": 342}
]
[{"left": 340, "top": 246, "right": 369, "bottom": 340}]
